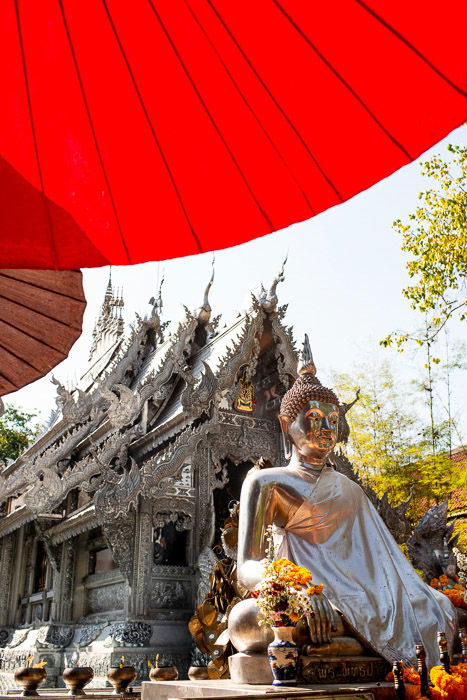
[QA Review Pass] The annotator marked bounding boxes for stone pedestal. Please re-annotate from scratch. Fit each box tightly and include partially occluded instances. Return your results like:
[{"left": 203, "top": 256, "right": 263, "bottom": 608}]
[
  {"left": 141, "top": 679, "right": 393, "bottom": 700},
  {"left": 228, "top": 653, "right": 272, "bottom": 685},
  {"left": 229, "top": 653, "right": 389, "bottom": 686}
]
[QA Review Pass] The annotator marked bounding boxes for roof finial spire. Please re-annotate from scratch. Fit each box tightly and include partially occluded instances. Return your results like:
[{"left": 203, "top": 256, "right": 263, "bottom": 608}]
[
  {"left": 197, "top": 255, "right": 215, "bottom": 326},
  {"left": 148, "top": 268, "right": 164, "bottom": 319},
  {"left": 259, "top": 254, "right": 287, "bottom": 312},
  {"left": 89, "top": 271, "right": 125, "bottom": 362},
  {"left": 105, "top": 267, "right": 113, "bottom": 298}
]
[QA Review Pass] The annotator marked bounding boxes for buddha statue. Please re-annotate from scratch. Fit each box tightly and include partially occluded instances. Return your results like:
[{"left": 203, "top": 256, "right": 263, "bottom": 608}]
[{"left": 235, "top": 336, "right": 456, "bottom": 670}]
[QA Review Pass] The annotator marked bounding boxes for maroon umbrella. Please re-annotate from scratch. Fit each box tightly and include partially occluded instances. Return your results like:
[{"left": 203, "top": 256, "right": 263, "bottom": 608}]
[
  {"left": 0, "top": 269, "right": 86, "bottom": 395},
  {"left": 0, "top": 0, "right": 465, "bottom": 269}
]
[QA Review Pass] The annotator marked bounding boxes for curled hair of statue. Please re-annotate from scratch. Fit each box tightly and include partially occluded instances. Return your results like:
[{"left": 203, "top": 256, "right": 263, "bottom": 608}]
[
  {"left": 280, "top": 333, "right": 340, "bottom": 422},
  {"left": 280, "top": 374, "right": 340, "bottom": 422}
]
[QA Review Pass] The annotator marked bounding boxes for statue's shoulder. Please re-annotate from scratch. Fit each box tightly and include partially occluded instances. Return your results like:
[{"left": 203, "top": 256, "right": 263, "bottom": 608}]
[
  {"left": 244, "top": 464, "right": 286, "bottom": 488},
  {"left": 331, "top": 468, "right": 369, "bottom": 499}
]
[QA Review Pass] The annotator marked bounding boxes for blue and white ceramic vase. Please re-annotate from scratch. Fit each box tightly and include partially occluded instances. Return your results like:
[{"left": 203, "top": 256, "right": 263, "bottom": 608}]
[{"left": 267, "top": 626, "right": 299, "bottom": 686}]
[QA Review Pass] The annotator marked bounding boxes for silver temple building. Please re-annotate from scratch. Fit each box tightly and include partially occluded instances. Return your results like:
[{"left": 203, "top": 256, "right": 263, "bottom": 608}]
[{"left": 0, "top": 270, "right": 300, "bottom": 689}]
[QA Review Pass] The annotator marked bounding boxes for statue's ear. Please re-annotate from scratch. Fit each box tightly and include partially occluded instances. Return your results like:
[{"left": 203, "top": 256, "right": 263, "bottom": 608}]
[
  {"left": 278, "top": 414, "right": 290, "bottom": 436},
  {"left": 278, "top": 414, "right": 292, "bottom": 461}
]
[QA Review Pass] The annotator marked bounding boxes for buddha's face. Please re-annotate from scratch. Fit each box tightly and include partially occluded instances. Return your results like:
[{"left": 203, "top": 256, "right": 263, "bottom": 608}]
[{"left": 280, "top": 400, "right": 339, "bottom": 466}]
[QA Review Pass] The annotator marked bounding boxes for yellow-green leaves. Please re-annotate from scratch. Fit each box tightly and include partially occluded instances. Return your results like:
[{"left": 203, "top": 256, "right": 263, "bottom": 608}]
[{"left": 383, "top": 144, "right": 467, "bottom": 349}]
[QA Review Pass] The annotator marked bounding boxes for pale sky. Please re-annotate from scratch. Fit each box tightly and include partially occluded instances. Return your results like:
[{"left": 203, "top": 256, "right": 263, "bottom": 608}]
[{"left": 6, "top": 124, "right": 466, "bottom": 444}]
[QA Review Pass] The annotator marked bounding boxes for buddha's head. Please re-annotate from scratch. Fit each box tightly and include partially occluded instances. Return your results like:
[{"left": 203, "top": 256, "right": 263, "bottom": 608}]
[{"left": 278, "top": 334, "right": 340, "bottom": 466}]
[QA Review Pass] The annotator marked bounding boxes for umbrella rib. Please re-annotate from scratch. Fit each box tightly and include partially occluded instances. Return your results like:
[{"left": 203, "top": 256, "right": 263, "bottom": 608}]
[
  {"left": 0, "top": 272, "right": 86, "bottom": 304},
  {"left": 0, "top": 340, "right": 45, "bottom": 373},
  {"left": 184, "top": 0, "right": 315, "bottom": 216},
  {"left": 101, "top": 0, "right": 204, "bottom": 254},
  {"left": 0, "top": 294, "right": 82, "bottom": 332},
  {"left": 58, "top": 0, "right": 132, "bottom": 265},
  {"left": 13, "top": 0, "right": 59, "bottom": 269},
  {"left": 0, "top": 371, "right": 20, "bottom": 390},
  {"left": 0, "top": 315, "right": 76, "bottom": 355},
  {"left": 273, "top": 0, "right": 412, "bottom": 160},
  {"left": 207, "top": 1, "right": 343, "bottom": 202},
  {"left": 146, "top": 0, "right": 275, "bottom": 232},
  {"left": 355, "top": 0, "right": 467, "bottom": 98}
]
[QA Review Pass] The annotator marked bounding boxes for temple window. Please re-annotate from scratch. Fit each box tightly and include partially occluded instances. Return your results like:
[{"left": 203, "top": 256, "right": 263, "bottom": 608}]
[{"left": 153, "top": 523, "right": 188, "bottom": 566}]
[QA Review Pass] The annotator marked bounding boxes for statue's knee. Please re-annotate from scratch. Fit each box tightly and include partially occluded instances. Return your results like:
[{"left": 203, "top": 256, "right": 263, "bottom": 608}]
[{"left": 227, "top": 599, "right": 273, "bottom": 652}]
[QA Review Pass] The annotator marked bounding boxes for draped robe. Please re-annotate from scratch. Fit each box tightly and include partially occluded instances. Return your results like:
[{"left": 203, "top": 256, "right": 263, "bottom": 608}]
[{"left": 271, "top": 459, "right": 456, "bottom": 667}]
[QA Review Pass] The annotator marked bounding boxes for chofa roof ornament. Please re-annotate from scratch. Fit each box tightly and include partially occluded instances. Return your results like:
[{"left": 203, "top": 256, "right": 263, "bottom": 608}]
[
  {"left": 148, "top": 270, "right": 165, "bottom": 320},
  {"left": 258, "top": 255, "right": 287, "bottom": 313},
  {"left": 197, "top": 256, "right": 215, "bottom": 327}
]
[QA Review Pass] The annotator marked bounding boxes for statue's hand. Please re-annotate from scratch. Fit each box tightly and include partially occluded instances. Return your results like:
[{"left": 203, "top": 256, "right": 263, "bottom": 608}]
[{"left": 306, "top": 594, "right": 335, "bottom": 644}]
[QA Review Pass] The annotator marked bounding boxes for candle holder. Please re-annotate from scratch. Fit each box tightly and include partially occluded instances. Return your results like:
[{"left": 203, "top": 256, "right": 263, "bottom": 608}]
[
  {"left": 14, "top": 667, "right": 47, "bottom": 697},
  {"left": 62, "top": 667, "right": 94, "bottom": 696},
  {"left": 107, "top": 666, "right": 137, "bottom": 695}
]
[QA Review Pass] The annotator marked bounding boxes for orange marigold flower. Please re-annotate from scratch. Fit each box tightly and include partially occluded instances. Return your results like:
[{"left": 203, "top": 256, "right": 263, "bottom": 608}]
[
  {"left": 430, "top": 664, "right": 466, "bottom": 698},
  {"left": 289, "top": 612, "right": 300, "bottom": 622},
  {"left": 440, "top": 588, "right": 467, "bottom": 608},
  {"left": 430, "top": 578, "right": 439, "bottom": 588},
  {"left": 404, "top": 667, "right": 421, "bottom": 685},
  {"left": 314, "top": 584, "right": 324, "bottom": 594}
]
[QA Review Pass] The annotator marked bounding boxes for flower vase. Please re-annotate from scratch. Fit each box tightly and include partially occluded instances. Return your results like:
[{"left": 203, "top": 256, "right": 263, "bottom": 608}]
[{"left": 267, "top": 626, "right": 299, "bottom": 686}]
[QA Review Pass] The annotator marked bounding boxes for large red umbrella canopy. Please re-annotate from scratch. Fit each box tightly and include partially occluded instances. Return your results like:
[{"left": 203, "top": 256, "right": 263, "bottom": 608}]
[{"left": 0, "top": 0, "right": 465, "bottom": 269}]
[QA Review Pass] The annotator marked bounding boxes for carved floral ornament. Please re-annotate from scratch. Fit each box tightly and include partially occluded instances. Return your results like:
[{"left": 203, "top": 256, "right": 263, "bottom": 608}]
[
  {"left": 104, "top": 622, "right": 152, "bottom": 647},
  {"left": 36, "top": 625, "right": 74, "bottom": 649}
]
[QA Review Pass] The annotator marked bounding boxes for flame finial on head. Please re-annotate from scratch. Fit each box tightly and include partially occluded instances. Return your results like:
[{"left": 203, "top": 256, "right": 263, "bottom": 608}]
[{"left": 297, "top": 334, "right": 316, "bottom": 376}]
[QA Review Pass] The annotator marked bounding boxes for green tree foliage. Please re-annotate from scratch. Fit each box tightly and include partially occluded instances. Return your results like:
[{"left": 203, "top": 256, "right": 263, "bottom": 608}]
[
  {"left": 333, "top": 359, "right": 465, "bottom": 522},
  {"left": 382, "top": 144, "right": 467, "bottom": 349},
  {"left": 0, "top": 404, "right": 39, "bottom": 463}
]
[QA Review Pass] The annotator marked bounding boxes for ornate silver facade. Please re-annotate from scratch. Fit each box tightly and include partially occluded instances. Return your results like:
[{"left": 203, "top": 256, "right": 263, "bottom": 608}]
[{"left": 0, "top": 274, "right": 299, "bottom": 688}]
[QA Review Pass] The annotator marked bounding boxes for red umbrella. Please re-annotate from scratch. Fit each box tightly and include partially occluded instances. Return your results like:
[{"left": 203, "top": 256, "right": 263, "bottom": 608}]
[{"left": 0, "top": 0, "right": 465, "bottom": 269}]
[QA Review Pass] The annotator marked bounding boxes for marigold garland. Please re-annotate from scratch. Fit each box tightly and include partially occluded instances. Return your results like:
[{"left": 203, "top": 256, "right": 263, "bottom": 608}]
[{"left": 429, "top": 576, "right": 467, "bottom": 608}]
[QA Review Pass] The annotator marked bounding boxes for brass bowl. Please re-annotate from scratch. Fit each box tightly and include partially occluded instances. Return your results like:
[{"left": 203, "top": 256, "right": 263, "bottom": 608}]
[
  {"left": 149, "top": 666, "right": 178, "bottom": 682},
  {"left": 62, "top": 667, "right": 94, "bottom": 696},
  {"left": 107, "top": 666, "right": 137, "bottom": 695},
  {"left": 14, "top": 667, "right": 47, "bottom": 696},
  {"left": 188, "top": 666, "right": 209, "bottom": 681}
]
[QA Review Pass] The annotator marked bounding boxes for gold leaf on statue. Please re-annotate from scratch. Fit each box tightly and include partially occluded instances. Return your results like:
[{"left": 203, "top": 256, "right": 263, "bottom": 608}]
[{"left": 198, "top": 602, "right": 218, "bottom": 627}]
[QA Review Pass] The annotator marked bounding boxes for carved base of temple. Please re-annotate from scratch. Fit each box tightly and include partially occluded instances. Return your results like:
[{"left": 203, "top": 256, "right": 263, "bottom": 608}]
[{"left": 229, "top": 652, "right": 389, "bottom": 686}]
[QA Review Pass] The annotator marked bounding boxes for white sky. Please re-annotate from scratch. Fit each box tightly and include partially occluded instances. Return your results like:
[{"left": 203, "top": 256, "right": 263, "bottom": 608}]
[{"left": 6, "top": 124, "right": 467, "bottom": 444}]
